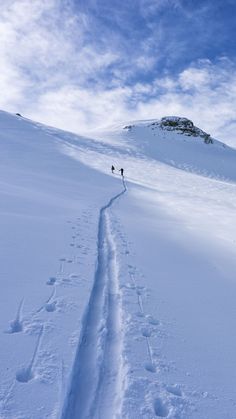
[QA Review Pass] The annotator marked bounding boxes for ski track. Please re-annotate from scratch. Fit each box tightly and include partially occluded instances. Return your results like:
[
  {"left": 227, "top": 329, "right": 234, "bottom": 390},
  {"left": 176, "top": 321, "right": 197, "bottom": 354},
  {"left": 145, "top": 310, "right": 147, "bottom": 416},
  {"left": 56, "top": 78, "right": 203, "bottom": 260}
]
[{"left": 61, "top": 178, "right": 127, "bottom": 419}]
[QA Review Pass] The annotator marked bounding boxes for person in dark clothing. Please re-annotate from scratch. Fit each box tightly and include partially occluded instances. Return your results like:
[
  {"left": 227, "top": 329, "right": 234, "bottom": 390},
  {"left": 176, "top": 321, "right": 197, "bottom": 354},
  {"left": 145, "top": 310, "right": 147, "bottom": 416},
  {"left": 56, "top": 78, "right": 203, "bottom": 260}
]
[
  {"left": 119, "top": 168, "right": 124, "bottom": 176},
  {"left": 111, "top": 165, "right": 115, "bottom": 173}
]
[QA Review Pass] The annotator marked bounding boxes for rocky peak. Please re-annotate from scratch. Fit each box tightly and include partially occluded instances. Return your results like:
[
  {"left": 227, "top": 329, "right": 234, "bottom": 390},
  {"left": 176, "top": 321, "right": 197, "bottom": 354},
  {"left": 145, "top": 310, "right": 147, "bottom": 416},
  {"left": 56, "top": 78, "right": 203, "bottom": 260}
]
[{"left": 158, "top": 116, "right": 213, "bottom": 144}]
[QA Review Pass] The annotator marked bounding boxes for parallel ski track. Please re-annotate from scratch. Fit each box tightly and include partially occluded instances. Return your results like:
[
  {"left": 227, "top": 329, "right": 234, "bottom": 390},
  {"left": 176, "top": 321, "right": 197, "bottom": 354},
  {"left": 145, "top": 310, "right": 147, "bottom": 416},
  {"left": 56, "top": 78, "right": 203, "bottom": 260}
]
[{"left": 61, "top": 178, "right": 127, "bottom": 419}]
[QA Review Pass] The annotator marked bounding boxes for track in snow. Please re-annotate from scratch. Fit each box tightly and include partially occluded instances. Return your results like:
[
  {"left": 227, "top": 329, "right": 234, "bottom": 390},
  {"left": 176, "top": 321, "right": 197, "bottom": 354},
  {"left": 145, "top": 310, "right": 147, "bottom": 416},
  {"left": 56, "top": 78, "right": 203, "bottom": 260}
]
[{"left": 61, "top": 178, "right": 127, "bottom": 419}]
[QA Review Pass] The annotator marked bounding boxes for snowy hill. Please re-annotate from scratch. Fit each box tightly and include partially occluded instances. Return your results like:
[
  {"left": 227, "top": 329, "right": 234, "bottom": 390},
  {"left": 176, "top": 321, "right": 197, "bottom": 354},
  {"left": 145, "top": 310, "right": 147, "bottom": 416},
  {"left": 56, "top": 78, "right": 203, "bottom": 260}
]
[
  {"left": 1, "top": 110, "right": 236, "bottom": 419},
  {"left": 100, "top": 116, "right": 236, "bottom": 182}
]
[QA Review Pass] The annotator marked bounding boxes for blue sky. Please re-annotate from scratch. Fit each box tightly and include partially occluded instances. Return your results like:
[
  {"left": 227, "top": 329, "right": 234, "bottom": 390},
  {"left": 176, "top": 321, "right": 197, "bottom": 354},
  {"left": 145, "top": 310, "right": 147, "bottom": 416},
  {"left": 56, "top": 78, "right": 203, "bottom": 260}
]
[
  {"left": 0, "top": 0, "right": 236, "bottom": 144},
  {"left": 74, "top": 0, "right": 236, "bottom": 81}
]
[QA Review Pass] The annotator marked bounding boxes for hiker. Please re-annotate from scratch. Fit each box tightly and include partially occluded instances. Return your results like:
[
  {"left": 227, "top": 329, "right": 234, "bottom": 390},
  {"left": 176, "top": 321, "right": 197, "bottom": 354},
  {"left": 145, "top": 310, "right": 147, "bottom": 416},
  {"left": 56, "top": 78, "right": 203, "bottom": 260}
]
[
  {"left": 111, "top": 165, "right": 115, "bottom": 173},
  {"left": 119, "top": 168, "right": 124, "bottom": 177}
]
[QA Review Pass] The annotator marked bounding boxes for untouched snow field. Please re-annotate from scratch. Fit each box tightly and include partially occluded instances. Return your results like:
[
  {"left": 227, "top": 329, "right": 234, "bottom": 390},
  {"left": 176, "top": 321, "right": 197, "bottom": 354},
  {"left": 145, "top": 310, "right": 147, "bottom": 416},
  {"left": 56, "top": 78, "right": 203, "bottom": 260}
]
[{"left": 1, "top": 111, "right": 236, "bottom": 418}]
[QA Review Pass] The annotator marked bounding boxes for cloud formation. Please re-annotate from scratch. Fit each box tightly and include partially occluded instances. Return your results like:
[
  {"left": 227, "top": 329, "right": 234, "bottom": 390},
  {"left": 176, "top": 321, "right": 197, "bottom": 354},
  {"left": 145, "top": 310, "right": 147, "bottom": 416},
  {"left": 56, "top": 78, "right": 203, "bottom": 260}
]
[{"left": 0, "top": 0, "right": 236, "bottom": 146}]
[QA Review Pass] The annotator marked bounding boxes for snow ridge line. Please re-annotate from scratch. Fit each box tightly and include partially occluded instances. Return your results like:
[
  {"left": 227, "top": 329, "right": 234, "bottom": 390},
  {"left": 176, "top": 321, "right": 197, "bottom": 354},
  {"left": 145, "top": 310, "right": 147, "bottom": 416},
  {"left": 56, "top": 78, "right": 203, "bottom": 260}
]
[{"left": 61, "top": 179, "right": 127, "bottom": 419}]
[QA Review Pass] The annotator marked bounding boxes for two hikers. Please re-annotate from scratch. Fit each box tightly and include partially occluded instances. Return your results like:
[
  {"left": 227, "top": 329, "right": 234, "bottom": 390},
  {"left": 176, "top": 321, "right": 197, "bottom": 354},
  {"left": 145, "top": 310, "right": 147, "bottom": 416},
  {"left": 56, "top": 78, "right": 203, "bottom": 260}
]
[{"left": 111, "top": 165, "right": 124, "bottom": 177}]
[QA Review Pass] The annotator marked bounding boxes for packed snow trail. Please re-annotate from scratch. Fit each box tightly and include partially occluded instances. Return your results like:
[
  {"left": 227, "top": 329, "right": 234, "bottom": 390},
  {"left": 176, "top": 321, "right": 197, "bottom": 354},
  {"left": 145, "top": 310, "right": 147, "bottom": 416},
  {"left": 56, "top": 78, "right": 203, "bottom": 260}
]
[{"left": 61, "top": 178, "right": 127, "bottom": 419}]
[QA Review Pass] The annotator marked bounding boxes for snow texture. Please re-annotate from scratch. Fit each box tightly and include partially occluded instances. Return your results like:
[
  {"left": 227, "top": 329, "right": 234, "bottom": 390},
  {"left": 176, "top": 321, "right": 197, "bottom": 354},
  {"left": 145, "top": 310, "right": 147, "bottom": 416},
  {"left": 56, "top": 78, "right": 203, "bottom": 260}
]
[{"left": 1, "top": 110, "right": 236, "bottom": 418}]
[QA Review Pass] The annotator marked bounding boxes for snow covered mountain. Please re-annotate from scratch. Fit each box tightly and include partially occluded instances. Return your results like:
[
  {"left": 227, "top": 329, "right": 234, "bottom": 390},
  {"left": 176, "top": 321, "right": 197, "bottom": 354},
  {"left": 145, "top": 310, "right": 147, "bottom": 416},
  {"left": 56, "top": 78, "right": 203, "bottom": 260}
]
[
  {"left": 99, "top": 116, "right": 236, "bottom": 182},
  {"left": 1, "top": 110, "right": 236, "bottom": 419}
]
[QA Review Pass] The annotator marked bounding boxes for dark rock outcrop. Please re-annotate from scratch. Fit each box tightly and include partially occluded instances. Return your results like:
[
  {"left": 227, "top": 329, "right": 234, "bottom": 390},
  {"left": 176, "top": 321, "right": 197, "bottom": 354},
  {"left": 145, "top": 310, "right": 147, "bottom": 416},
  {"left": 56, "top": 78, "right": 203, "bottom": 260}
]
[{"left": 151, "top": 116, "right": 213, "bottom": 144}]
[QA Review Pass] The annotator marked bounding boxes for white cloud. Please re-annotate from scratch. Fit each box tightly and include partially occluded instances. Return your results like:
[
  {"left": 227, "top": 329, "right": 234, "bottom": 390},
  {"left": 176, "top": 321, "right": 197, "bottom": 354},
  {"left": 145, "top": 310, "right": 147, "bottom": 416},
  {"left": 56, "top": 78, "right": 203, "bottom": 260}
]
[
  {"left": 140, "top": 0, "right": 182, "bottom": 17},
  {"left": 0, "top": 0, "right": 119, "bottom": 106},
  {"left": 27, "top": 60, "right": 236, "bottom": 148},
  {"left": 28, "top": 84, "right": 134, "bottom": 133},
  {"left": 179, "top": 68, "right": 211, "bottom": 90},
  {"left": 0, "top": 1, "right": 236, "bottom": 147},
  {"left": 134, "top": 61, "right": 236, "bottom": 146}
]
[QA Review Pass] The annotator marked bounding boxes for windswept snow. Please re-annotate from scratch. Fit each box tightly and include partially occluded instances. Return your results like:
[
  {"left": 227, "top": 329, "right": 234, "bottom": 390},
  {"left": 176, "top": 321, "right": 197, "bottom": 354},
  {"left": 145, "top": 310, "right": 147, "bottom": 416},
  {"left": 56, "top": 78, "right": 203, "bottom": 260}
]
[{"left": 1, "top": 110, "right": 236, "bottom": 418}]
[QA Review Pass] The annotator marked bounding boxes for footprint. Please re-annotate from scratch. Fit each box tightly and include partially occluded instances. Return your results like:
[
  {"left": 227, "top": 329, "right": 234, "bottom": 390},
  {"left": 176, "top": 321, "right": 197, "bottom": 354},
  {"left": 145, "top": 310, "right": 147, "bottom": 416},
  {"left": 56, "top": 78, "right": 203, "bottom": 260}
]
[
  {"left": 144, "top": 362, "right": 156, "bottom": 373},
  {"left": 62, "top": 277, "right": 71, "bottom": 284},
  {"left": 16, "top": 366, "right": 34, "bottom": 383},
  {"left": 154, "top": 398, "right": 169, "bottom": 417},
  {"left": 7, "top": 299, "right": 24, "bottom": 333},
  {"left": 8, "top": 318, "right": 23, "bottom": 333},
  {"left": 135, "top": 311, "right": 145, "bottom": 318},
  {"left": 146, "top": 315, "right": 160, "bottom": 326},
  {"left": 45, "top": 301, "right": 56, "bottom": 312},
  {"left": 47, "top": 277, "right": 56, "bottom": 285},
  {"left": 166, "top": 384, "right": 182, "bottom": 397},
  {"left": 142, "top": 328, "right": 152, "bottom": 338},
  {"left": 16, "top": 326, "right": 43, "bottom": 383}
]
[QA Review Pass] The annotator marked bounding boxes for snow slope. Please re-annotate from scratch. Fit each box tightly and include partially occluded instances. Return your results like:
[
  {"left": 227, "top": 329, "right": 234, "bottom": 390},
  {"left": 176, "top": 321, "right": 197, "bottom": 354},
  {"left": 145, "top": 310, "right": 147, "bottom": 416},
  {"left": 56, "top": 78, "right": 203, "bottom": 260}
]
[{"left": 1, "top": 111, "right": 236, "bottom": 418}]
